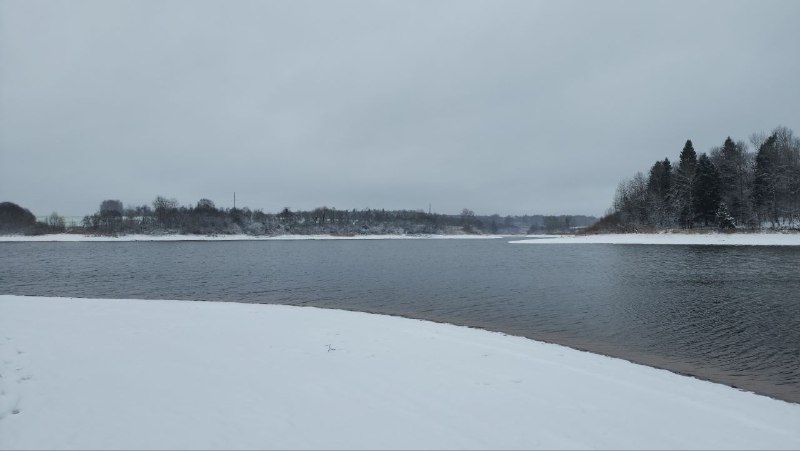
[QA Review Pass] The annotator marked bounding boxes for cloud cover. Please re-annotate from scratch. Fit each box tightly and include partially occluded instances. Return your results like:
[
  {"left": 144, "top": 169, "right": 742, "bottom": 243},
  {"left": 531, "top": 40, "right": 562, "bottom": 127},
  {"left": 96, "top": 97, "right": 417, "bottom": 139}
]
[{"left": 1, "top": 0, "right": 799, "bottom": 216}]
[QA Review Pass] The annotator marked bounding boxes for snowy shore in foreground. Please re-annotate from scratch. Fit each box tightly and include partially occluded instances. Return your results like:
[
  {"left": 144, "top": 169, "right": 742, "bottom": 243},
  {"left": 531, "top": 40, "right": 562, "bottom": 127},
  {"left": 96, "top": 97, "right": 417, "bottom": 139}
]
[
  {"left": 1, "top": 295, "right": 798, "bottom": 450},
  {"left": 0, "top": 233, "right": 504, "bottom": 242},
  {"left": 511, "top": 232, "right": 800, "bottom": 246}
]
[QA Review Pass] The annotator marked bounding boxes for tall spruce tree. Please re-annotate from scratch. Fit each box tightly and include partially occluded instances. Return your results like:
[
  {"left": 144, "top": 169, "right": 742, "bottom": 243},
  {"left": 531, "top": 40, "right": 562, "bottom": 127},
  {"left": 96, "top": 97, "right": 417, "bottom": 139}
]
[
  {"left": 647, "top": 160, "right": 665, "bottom": 195},
  {"left": 647, "top": 159, "right": 673, "bottom": 201},
  {"left": 712, "top": 136, "right": 752, "bottom": 226},
  {"left": 661, "top": 158, "right": 673, "bottom": 196},
  {"left": 646, "top": 158, "right": 673, "bottom": 226},
  {"left": 752, "top": 135, "right": 778, "bottom": 226},
  {"left": 692, "top": 154, "right": 722, "bottom": 226},
  {"left": 716, "top": 137, "right": 739, "bottom": 192},
  {"left": 673, "top": 140, "right": 698, "bottom": 227},
  {"left": 679, "top": 140, "right": 698, "bottom": 170}
]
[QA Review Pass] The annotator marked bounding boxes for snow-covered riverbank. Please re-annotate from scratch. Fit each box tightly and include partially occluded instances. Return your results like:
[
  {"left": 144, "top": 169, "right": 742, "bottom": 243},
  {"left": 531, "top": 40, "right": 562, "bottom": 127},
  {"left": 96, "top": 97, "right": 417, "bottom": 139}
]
[
  {"left": 511, "top": 232, "right": 800, "bottom": 246},
  {"left": 0, "top": 233, "right": 505, "bottom": 242},
  {"left": 5, "top": 232, "right": 798, "bottom": 246},
  {"left": 1, "top": 295, "right": 798, "bottom": 450}
]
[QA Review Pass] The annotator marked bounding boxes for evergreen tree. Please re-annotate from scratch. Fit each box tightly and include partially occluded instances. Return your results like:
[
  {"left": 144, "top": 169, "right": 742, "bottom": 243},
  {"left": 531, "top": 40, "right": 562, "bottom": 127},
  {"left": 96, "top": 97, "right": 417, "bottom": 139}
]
[
  {"left": 647, "top": 161, "right": 667, "bottom": 199},
  {"left": 715, "top": 202, "right": 736, "bottom": 230},
  {"left": 692, "top": 154, "right": 722, "bottom": 226},
  {"left": 673, "top": 140, "right": 698, "bottom": 227},
  {"left": 679, "top": 140, "right": 697, "bottom": 171},
  {"left": 716, "top": 137, "right": 739, "bottom": 192},
  {"left": 646, "top": 158, "right": 673, "bottom": 226},
  {"left": 711, "top": 136, "right": 752, "bottom": 226},
  {"left": 752, "top": 135, "right": 778, "bottom": 226},
  {"left": 661, "top": 158, "right": 673, "bottom": 197}
]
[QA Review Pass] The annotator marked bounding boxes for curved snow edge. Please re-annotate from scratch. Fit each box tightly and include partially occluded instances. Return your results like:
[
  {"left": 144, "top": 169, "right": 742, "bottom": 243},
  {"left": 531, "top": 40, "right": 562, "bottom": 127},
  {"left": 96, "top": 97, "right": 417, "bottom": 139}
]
[
  {"left": 1, "top": 294, "right": 798, "bottom": 450},
  {"left": 510, "top": 232, "right": 800, "bottom": 246}
]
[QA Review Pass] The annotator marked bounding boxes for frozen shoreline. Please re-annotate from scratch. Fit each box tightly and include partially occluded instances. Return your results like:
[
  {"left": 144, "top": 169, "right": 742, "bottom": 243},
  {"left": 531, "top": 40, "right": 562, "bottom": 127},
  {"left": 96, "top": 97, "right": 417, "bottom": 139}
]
[
  {"left": 510, "top": 232, "right": 800, "bottom": 246},
  {"left": 0, "top": 233, "right": 505, "bottom": 242},
  {"left": 4, "top": 232, "right": 799, "bottom": 246},
  {"left": 1, "top": 295, "right": 798, "bottom": 450}
]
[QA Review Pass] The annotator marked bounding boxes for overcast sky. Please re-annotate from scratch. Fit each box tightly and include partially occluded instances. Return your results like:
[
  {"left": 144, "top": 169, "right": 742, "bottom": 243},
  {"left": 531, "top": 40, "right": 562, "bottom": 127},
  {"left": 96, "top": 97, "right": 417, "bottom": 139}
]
[{"left": 1, "top": 0, "right": 799, "bottom": 217}]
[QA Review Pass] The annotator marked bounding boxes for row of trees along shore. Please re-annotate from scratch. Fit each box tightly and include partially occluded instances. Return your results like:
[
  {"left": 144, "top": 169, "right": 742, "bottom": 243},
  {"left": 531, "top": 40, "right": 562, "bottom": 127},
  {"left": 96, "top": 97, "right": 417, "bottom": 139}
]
[
  {"left": 0, "top": 200, "right": 596, "bottom": 236},
  {"left": 590, "top": 126, "right": 800, "bottom": 233}
]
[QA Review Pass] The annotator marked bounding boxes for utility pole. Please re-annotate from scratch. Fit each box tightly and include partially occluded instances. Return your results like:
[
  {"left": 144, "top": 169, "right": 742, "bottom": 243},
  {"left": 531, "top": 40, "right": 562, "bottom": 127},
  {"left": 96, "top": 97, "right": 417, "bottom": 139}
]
[
  {"left": 234, "top": 192, "right": 236, "bottom": 209},
  {"left": 428, "top": 203, "right": 431, "bottom": 215}
]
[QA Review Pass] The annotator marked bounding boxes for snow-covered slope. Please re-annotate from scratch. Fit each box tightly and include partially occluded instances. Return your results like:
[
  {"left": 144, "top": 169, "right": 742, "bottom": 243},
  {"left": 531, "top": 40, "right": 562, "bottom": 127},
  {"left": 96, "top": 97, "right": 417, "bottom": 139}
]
[{"left": 1, "top": 295, "right": 798, "bottom": 450}]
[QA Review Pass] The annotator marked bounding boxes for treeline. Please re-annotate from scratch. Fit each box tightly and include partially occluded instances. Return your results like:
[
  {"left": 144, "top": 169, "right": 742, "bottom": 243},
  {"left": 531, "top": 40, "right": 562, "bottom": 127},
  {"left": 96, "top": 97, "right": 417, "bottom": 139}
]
[
  {"left": 68, "top": 199, "right": 591, "bottom": 236},
  {"left": 80, "top": 198, "right": 472, "bottom": 235},
  {"left": 0, "top": 198, "right": 598, "bottom": 237},
  {"left": 471, "top": 214, "right": 596, "bottom": 234},
  {"left": 596, "top": 126, "right": 800, "bottom": 232}
]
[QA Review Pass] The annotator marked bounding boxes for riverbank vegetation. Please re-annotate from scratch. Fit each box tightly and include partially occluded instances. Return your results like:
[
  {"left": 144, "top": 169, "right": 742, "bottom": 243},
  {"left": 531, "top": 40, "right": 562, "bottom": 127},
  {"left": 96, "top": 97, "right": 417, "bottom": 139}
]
[
  {"left": 589, "top": 126, "right": 800, "bottom": 233},
  {"left": 0, "top": 200, "right": 595, "bottom": 237}
]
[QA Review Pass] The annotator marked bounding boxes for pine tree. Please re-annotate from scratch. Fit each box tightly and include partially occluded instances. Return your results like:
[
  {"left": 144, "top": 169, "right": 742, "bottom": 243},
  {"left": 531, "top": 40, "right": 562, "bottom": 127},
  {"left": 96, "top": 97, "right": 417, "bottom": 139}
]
[
  {"left": 717, "top": 137, "right": 738, "bottom": 190},
  {"left": 715, "top": 202, "right": 736, "bottom": 230},
  {"left": 647, "top": 160, "right": 672, "bottom": 200},
  {"left": 692, "top": 154, "right": 722, "bottom": 226},
  {"left": 672, "top": 140, "right": 698, "bottom": 227},
  {"left": 646, "top": 158, "right": 673, "bottom": 226},
  {"left": 647, "top": 160, "right": 665, "bottom": 195},
  {"left": 752, "top": 135, "right": 778, "bottom": 226},
  {"left": 679, "top": 140, "right": 697, "bottom": 171},
  {"left": 712, "top": 136, "right": 752, "bottom": 226},
  {"left": 661, "top": 158, "right": 673, "bottom": 197}
]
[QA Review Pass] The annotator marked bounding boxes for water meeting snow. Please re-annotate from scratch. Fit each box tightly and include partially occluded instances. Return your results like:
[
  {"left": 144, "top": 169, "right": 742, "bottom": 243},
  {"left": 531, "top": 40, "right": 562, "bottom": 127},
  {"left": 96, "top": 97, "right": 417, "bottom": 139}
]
[
  {"left": 2, "top": 232, "right": 800, "bottom": 245},
  {"left": 0, "top": 295, "right": 798, "bottom": 450},
  {"left": 511, "top": 233, "right": 800, "bottom": 246},
  {"left": 0, "top": 233, "right": 505, "bottom": 242}
]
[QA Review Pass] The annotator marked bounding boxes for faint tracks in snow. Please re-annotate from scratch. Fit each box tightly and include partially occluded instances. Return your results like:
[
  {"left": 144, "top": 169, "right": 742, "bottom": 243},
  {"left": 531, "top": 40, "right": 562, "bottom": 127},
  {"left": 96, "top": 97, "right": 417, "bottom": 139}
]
[{"left": 0, "top": 336, "right": 30, "bottom": 420}]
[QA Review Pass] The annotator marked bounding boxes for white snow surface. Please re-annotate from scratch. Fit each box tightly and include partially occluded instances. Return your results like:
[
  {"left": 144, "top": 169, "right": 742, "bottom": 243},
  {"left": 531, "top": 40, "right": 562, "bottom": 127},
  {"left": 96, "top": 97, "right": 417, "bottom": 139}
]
[
  {"left": 510, "top": 232, "right": 800, "bottom": 246},
  {"left": 1, "top": 296, "right": 799, "bottom": 450},
  {"left": 0, "top": 233, "right": 504, "bottom": 242}
]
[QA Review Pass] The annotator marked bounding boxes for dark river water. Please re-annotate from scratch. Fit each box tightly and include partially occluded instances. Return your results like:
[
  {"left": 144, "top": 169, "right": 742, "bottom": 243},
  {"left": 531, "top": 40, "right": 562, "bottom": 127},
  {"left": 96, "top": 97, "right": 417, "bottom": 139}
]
[{"left": 1, "top": 239, "right": 799, "bottom": 403}]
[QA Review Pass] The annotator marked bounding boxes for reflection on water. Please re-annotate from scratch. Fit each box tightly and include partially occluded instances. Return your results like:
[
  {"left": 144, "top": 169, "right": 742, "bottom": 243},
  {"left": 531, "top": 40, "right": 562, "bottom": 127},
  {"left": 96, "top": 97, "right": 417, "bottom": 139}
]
[{"left": 1, "top": 240, "right": 799, "bottom": 402}]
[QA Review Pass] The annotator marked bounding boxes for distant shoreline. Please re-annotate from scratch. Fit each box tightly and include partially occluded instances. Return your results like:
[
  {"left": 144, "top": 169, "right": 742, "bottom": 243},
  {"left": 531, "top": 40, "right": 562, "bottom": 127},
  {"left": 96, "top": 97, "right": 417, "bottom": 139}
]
[
  {"left": 4, "top": 231, "right": 800, "bottom": 244},
  {"left": 0, "top": 233, "right": 510, "bottom": 242}
]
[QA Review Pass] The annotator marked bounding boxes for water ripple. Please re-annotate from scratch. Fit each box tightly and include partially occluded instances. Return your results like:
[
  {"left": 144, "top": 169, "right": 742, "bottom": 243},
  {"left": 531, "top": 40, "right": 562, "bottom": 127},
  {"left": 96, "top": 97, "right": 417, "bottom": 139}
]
[{"left": 1, "top": 240, "right": 799, "bottom": 402}]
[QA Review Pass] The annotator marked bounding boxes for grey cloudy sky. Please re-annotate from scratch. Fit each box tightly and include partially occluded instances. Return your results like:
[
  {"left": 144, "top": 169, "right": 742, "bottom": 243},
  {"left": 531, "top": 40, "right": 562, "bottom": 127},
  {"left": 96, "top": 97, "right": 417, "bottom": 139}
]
[{"left": 1, "top": 0, "right": 799, "bottom": 217}]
